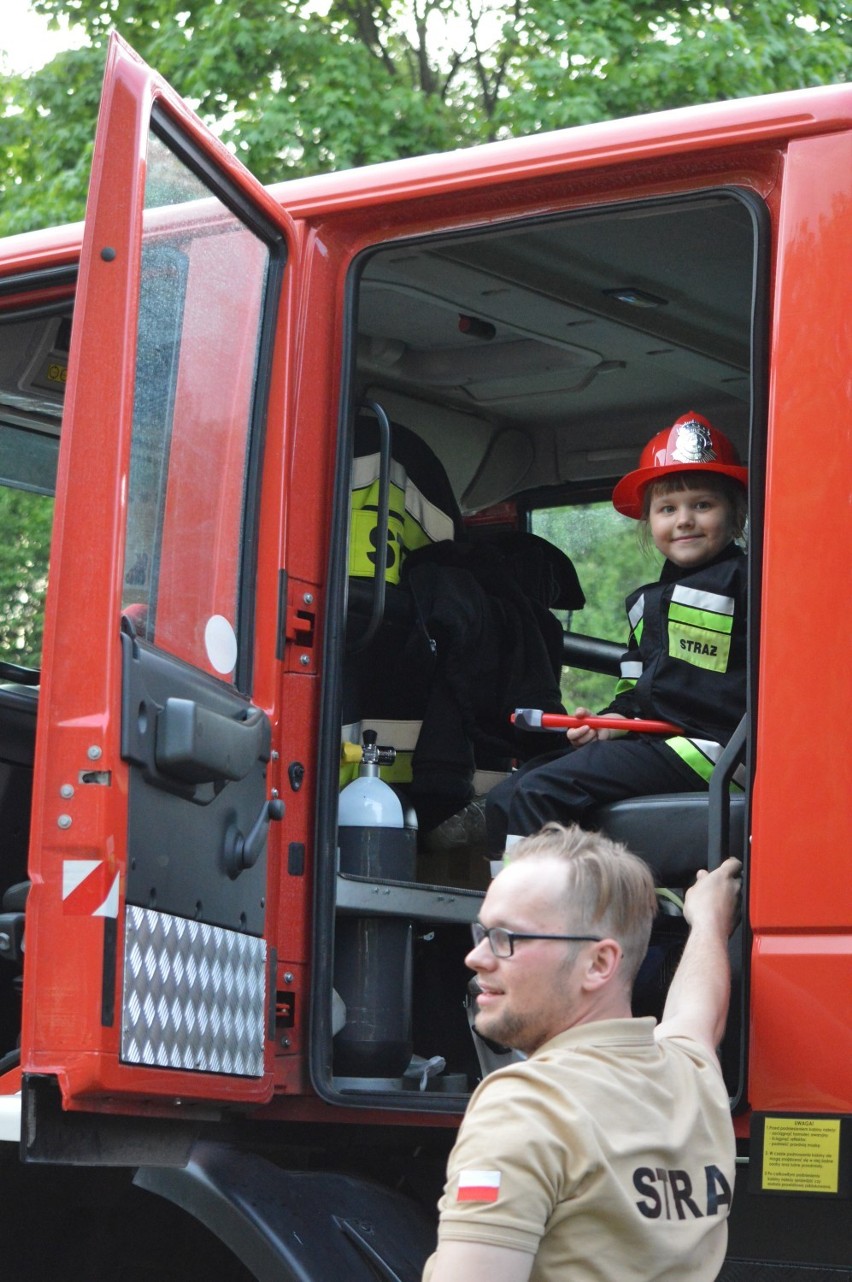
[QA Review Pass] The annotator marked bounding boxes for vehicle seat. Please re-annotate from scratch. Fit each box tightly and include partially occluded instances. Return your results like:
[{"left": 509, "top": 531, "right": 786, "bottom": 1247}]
[
  {"left": 344, "top": 407, "right": 462, "bottom": 721},
  {"left": 346, "top": 408, "right": 463, "bottom": 649},
  {"left": 598, "top": 789, "right": 746, "bottom": 1097},
  {"left": 342, "top": 410, "right": 582, "bottom": 836},
  {"left": 592, "top": 792, "right": 746, "bottom": 884}
]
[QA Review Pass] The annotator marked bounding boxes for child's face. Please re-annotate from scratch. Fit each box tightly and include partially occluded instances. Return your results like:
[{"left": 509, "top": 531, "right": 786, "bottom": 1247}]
[{"left": 648, "top": 485, "right": 737, "bottom": 569}]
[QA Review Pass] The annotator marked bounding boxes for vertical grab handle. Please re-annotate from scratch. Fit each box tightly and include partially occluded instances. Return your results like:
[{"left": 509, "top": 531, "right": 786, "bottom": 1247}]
[
  {"left": 348, "top": 401, "right": 392, "bottom": 655},
  {"left": 707, "top": 714, "right": 748, "bottom": 870}
]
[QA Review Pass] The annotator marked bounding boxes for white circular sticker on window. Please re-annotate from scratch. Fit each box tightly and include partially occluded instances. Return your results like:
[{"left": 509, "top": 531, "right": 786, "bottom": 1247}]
[{"left": 205, "top": 615, "right": 238, "bottom": 675}]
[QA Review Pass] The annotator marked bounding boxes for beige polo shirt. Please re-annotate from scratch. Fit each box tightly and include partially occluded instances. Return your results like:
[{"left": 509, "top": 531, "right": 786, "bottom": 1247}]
[{"left": 424, "top": 1017, "right": 734, "bottom": 1282}]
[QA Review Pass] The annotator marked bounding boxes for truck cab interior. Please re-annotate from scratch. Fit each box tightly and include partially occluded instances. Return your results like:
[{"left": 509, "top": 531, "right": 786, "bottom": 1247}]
[
  {"left": 320, "top": 186, "right": 764, "bottom": 1107},
  {"left": 0, "top": 288, "right": 68, "bottom": 1069},
  {"left": 0, "top": 184, "right": 765, "bottom": 1109}
]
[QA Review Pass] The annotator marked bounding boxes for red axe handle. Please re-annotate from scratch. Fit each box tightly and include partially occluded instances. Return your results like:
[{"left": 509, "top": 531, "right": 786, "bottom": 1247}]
[{"left": 512, "top": 708, "right": 682, "bottom": 735}]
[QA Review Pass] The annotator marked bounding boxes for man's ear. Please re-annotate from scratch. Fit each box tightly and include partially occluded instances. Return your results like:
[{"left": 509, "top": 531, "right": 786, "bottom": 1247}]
[{"left": 580, "top": 939, "right": 623, "bottom": 991}]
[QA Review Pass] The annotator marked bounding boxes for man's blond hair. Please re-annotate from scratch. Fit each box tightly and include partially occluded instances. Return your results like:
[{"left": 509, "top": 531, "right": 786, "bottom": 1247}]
[{"left": 508, "top": 823, "right": 658, "bottom": 988}]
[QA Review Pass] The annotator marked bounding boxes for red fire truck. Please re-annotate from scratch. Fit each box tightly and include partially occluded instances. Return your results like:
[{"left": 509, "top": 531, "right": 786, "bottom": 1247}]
[{"left": 0, "top": 33, "right": 849, "bottom": 1279}]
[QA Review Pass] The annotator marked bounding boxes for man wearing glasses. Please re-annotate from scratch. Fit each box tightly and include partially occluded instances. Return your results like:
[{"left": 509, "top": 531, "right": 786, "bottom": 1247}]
[{"left": 423, "top": 822, "right": 741, "bottom": 1282}]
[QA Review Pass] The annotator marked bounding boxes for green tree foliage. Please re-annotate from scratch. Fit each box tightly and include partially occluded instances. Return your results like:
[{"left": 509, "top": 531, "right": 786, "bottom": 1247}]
[
  {"left": 0, "top": 487, "right": 53, "bottom": 667},
  {"left": 1, "top": 0, "right": 850, "bottom": 235},
  {"left": 1, "top": 47, "right": 103, "bottom": 236},
  {"left": 0, "top": 1, "right": 846, "bottom": 662},
  {"left": 532, "top": 501, "right": 661, "bottom": 710}
]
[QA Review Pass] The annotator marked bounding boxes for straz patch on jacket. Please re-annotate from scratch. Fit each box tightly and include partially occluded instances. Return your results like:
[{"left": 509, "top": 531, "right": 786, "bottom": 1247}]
[
  {"left": 667, "top": 585, "right": 735, "bottom": 674},
  {"left": 457, "top": 1169, "right": 502, "bottom": 1202}
]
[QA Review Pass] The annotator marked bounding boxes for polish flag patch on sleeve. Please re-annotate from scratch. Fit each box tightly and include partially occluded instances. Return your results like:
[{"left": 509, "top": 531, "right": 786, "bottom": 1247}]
[{"left": 457, "top": 1169, "right": 501, "bottom": 1203}]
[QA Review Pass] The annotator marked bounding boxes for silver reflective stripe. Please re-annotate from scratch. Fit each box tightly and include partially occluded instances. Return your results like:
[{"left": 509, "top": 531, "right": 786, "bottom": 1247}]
[
  {"left": 671, "top": 584, "right": 735, "bottom": 616},
  {"left": 620, "top": 661, "right": 643, "bottom": 679},
  {"left": 351, "top": 452, "right": 455, "bottom": 544},
  {"left": 404, "top": 477, "right": 455, "bottom": 544},
  {"left": 351, "top": 451, "right": 408, "bottom": 493},
  {"left": 628, "top": 594, "right": 645, "bottom": 631},
  {"left": 676, "top": 737, "right": 747, "bottom": 788}
]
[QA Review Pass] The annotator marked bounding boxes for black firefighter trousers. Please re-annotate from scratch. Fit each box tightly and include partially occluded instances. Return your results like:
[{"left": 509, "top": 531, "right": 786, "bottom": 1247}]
[{"left": 485, "top": 735, "right": 703, "bottom": 856}]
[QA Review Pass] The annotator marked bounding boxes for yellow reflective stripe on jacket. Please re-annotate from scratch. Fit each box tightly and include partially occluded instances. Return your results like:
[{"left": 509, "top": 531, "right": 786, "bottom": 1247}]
[
  {"left": 349, "top": 480, "right": 408, "bottom": 583},
  {"left": 349, "top": 454, "right": 456, "bottom": 583},
  {"left": 667, "top": 588, "right": 736, "bottom": 674},
  {"left": 614, "top": 659, "right": 641, "bottom": 698},
  {"left": 668, "top": 602, "right": 734, "bottom": 635},
  {"left": 666, "top": 736, "right": 745, "bottom": 791}
]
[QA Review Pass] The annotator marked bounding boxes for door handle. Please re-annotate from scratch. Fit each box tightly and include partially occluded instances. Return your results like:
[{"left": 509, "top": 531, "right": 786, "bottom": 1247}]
[{"left": 156, "top": 698, "right": 271, "bottom": 785}]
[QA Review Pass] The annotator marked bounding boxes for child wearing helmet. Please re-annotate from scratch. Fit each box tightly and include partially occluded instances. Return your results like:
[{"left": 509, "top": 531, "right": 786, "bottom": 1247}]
[{"left": 485, "top": 412, "right": 748, "bottom": 860}]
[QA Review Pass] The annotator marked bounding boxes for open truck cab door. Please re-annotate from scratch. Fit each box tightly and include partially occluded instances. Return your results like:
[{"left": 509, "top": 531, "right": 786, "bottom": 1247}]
[{"left": 20, "top": 33, "right": 296, "bottom": 1151}]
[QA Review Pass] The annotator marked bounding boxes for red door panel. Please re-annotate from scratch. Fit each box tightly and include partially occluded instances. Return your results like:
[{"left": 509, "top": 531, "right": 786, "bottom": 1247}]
[{"left": 22, "top": 34, "right": 295, "bottom": 1114}]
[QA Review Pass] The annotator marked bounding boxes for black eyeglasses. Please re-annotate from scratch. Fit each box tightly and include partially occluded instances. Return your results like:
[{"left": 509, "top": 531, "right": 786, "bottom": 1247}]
[{"left": 470, "top": 921, "right": 602, "bottom": 959}]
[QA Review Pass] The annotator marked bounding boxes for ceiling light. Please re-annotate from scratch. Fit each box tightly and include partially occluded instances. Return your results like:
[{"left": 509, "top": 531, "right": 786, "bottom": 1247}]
[{"left": 603, "top": 287, "right": 668, "bottom": 308}]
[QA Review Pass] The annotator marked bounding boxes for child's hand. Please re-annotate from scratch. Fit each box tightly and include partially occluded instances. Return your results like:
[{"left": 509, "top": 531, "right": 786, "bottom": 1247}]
[{"left": 566, "top": 708, "right": 628, "bottom": 746}]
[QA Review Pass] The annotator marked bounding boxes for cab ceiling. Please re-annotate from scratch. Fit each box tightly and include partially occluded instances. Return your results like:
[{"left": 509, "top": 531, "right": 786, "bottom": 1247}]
[{"left": 355, "top": 193, "right": 756, "bottom": 505}]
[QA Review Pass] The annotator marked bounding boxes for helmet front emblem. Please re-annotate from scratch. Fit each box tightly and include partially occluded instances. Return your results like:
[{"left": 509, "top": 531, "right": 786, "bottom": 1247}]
[{"left": 671, "top": 421, "right": 716, "bottom": 465}]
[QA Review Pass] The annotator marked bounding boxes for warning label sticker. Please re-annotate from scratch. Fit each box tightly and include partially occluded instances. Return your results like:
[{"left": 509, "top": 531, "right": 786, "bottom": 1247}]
[{"left": 762, "top": 1118, "right": 841, "bottom": 1193}]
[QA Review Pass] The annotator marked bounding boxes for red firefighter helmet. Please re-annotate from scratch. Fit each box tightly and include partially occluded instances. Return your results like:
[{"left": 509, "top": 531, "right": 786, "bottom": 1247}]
[{"left": 612, "top": 411, "right": 748, "bottom": 519}]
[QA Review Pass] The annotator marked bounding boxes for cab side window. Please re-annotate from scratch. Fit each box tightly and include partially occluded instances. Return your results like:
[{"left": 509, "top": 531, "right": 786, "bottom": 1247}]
[
  {"left": 0, "top": 484, "right": 53, "bottom": 669},
  {"left": 531, "top": 499, "right": 661, "bottom": 708}
]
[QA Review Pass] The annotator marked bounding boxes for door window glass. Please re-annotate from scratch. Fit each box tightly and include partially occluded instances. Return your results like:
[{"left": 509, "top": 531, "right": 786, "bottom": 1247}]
[{"left": 121, "top": 131, "right": 271, "bottom": 687}]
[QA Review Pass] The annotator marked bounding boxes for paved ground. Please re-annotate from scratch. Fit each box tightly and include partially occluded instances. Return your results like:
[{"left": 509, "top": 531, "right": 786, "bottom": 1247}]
[{"left": 0, "top": 1150, "right": 254, "bottom": 1281}]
